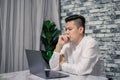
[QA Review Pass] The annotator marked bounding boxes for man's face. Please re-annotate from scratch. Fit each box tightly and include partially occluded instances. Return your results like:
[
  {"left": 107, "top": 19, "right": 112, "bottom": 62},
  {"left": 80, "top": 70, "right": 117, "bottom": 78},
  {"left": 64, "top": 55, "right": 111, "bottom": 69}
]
[{"left": 65, "top": 21, "right": 83, "bottom": 45}]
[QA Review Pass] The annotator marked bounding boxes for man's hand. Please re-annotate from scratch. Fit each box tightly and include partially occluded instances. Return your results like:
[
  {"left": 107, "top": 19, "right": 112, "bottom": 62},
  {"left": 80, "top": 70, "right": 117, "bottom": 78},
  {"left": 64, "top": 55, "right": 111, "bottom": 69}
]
[
  {"left": 59, "top": 54, "right": 65, "bottom": 65},
  {"left": 58, "top": 35, "right": 69, "bottom": 47},
  {"left": 54, "top": 35, "right": 69, "bottom": 53}
]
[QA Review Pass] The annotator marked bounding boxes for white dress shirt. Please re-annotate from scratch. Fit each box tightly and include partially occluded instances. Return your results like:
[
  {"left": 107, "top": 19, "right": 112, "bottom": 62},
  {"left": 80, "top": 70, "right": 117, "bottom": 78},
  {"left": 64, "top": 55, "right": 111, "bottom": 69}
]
[{"left": 49, "top": 36, "right": 104, "bottom": 76}]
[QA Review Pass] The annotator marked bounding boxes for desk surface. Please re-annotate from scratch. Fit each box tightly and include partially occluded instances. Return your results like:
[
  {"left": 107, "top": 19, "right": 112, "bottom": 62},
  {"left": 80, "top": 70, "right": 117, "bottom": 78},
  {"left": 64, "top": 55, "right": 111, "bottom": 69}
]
[{"left": 0, "top": 70, "right": 107, "bottom": 80}]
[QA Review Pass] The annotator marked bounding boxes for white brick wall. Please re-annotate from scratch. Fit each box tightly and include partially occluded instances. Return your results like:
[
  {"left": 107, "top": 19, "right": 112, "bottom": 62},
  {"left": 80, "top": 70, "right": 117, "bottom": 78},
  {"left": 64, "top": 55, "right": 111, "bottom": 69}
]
[{"left": 60, "top": 0, "right": 120, "bottom": 79}]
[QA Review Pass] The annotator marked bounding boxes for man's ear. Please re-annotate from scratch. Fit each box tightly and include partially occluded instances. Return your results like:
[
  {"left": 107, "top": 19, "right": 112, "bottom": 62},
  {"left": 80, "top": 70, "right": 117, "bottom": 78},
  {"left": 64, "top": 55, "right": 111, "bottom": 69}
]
[{"left": 79, "top": 27, "right": 84, "bottom": 34}]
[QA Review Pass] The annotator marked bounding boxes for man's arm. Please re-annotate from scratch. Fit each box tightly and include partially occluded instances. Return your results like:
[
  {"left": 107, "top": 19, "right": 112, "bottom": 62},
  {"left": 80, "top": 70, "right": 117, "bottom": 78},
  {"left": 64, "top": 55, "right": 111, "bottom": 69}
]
[
  {"left": 49, "top": 51, "right": 61, "bottom": 70},
  {"left": 49, "top": 35, "right": 69, "bottom": 70},
  {"left": 60, "top": 40, "right": 100, "bottom": 75}
]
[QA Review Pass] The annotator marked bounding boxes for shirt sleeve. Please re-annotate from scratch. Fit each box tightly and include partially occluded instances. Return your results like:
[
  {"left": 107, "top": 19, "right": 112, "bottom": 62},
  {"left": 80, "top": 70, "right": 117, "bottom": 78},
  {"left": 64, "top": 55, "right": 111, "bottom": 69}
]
[
  {"left": 49, "top": 51, "right": 61, "bottom": 70},
  {"left": 49, "top": 44, "right": 68, "bottom": 70},
  {"left": 61, "top": 40, "right": 100, "bottom": 75}
]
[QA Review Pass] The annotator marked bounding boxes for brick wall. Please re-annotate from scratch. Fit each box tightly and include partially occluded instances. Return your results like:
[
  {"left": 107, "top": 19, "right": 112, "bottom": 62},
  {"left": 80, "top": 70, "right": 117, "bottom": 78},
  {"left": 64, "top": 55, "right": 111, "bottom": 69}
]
[{"left": 60, "top": 0, "right": 120, "bottom": 79}]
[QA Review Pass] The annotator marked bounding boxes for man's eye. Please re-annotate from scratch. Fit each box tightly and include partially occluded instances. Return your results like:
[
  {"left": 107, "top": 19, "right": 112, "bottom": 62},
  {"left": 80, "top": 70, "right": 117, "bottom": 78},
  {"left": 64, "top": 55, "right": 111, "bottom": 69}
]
[
  {"left": 68, "top": 28, "right": 72, "bottom": 30},
  {"left": 65, "top": 28, "right": 72, "bottom": 31}
]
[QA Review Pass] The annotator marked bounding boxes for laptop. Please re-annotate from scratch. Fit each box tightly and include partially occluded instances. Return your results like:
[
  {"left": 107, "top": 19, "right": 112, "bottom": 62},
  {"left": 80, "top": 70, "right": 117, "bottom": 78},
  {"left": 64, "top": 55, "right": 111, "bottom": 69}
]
[{"left": 25, "top": 49, "right": 69, "bottom": 79}]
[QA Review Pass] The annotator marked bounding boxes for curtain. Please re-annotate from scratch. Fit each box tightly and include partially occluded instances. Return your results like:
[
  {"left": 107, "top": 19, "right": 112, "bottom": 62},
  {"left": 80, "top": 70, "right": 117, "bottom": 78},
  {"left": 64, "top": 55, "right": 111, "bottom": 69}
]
[
  {"left": 0, "top": 0, "right": 60, "bottom": 73},
  {"left": 43, "top": 0, "right": 60, "bottom": 30}
]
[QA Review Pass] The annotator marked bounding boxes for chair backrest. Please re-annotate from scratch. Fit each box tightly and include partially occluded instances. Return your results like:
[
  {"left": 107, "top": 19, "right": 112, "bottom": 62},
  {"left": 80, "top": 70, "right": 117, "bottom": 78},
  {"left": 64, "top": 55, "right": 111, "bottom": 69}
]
[{"left": 91, "top": 59, "right": 105, "bottom": 76}]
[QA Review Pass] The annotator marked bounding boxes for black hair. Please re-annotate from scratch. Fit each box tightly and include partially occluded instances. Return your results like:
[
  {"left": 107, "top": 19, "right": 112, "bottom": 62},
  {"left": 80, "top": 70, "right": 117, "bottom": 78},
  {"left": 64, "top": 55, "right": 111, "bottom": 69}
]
[{"left": 65, "top": 14, "right": 86, "bottom": 34}]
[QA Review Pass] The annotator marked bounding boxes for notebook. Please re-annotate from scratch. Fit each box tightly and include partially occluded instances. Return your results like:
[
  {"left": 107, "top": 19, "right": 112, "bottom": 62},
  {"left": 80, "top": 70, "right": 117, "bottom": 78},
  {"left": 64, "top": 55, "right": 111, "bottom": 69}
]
[{"left": 25, "top": 49, "right": 69, "bottom": 79}]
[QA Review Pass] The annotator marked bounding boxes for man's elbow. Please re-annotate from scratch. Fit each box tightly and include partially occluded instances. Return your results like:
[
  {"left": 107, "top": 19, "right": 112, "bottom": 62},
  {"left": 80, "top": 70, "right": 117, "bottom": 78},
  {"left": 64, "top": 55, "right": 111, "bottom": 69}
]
[
  {"left": 74, "top": 67, "right": 93, "bottom": 75},
  {"left": 49, "top": 60, "right": 60, "bottom": 71}
]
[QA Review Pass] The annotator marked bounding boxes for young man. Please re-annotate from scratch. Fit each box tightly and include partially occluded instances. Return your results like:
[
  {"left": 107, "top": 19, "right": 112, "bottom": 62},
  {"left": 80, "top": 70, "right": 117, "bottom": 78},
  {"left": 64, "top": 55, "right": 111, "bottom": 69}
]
[{"left": 49, "top": 15, "right": 104, "bottom": 76}]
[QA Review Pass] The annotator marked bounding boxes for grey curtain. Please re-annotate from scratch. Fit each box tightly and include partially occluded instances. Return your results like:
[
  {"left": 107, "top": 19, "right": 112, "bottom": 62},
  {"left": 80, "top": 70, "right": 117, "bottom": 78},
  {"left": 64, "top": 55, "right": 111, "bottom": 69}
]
[{"left": 0, "top": 0, "right": 60, "bottom": 73}]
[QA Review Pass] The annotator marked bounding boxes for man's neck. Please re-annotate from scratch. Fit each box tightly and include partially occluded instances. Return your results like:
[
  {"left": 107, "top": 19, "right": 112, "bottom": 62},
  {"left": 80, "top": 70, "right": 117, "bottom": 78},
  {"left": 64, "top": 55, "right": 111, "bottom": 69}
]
[{"left": 74, "top": 35, "right": 84, "bottom": 46}]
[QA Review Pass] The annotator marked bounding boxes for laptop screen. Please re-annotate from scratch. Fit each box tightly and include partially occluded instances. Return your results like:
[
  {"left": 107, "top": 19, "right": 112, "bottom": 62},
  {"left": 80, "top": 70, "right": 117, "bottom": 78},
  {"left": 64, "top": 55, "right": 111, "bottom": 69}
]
[{"left": 26, "top": 50, "right": 45, "bottom": 74}]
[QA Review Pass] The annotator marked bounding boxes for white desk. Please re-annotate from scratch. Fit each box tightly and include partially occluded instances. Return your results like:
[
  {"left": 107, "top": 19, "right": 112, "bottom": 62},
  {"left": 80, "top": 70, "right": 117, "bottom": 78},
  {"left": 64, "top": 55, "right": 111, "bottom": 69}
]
[{"left": 0, "top": 70, "right": 107, "bottom": 80}]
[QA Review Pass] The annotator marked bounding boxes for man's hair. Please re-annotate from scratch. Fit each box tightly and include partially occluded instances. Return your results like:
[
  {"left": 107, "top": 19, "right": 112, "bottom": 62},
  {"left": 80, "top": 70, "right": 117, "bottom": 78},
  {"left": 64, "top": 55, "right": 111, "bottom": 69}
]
[{"left": 65, "top": 14, "right": 86, "bottom": 34}]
